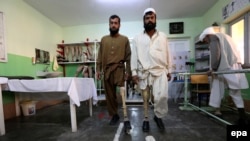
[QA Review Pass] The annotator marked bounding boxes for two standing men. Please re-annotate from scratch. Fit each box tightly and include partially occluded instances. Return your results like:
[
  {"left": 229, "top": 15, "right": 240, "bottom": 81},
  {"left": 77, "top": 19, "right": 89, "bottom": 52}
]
[{"left": 96, "top": 8, "right": 172, "bottom": 132}]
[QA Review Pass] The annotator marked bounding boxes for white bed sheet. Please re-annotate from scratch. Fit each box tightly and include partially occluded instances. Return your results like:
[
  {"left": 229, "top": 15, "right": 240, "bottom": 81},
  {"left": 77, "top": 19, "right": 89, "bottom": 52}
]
[
  {"left": 7, "top": 77, "right": 98, "bottom": 106},
  {"left": 0, "top": 77, "right": 8, "bottom": 84}
]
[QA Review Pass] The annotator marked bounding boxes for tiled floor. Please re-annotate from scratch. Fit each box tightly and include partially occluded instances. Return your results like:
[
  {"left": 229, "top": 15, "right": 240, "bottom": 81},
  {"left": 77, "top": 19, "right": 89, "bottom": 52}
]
[{"left": 0, "top": 99, "right": 244, "bottom": 141}]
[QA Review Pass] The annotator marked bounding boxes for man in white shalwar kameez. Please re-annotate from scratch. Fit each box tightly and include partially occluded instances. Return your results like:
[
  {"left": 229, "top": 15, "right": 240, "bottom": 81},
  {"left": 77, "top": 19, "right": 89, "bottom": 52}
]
[
  {"left": 199, "top": 27, "right": 249, "bottom": 125},
  {"left": 131, "top": 8, "right": 172, "bottom": 132}
]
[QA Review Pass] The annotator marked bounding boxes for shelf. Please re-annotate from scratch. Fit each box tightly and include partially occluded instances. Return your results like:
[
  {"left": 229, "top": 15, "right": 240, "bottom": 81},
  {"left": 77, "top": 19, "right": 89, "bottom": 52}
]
[
  {"left": 57, "top": 42, "right": 98, "bottom": 49},
  {"left": 194, "top": 35, "right": 209, "bottom": 73},
  {"left": 56, "top": 41, "right": 103, "bottom": 100},
  {"left": 195, "top": 55, "right": 209, "bottom": 61},
  {"left": 58, "top": 42, "right": 97, "bottom": 46},
  {"left": 195, "top": 47, "right": 209, "bottom": 50},
  {"left": 58, "top": 61, "right": 96, "bottom": 65}
]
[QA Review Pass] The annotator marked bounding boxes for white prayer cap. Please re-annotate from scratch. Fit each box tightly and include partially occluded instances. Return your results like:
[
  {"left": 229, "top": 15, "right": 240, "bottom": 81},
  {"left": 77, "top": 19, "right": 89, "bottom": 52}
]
[
  {"left": 143, "top": 8, "right": 156, "bottom": 16},
  {"left": 199, "top": 27, "right": 216, "bottom": 41}
]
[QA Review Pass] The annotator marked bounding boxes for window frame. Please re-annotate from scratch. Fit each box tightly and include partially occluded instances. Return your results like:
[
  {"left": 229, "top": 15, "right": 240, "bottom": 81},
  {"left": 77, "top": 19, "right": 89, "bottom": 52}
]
[{"left": 229, "top": 12, "right": 250, "bottom": 68}]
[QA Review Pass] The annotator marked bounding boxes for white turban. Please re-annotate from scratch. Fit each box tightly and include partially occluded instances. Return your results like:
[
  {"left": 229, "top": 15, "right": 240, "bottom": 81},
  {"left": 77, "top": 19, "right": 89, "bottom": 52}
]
[
  {"left": 143, "top": 8, "right": 156, "bottom": 16},
  {"left": 199, "top": 27, "right": 216, "bottom": 41}
]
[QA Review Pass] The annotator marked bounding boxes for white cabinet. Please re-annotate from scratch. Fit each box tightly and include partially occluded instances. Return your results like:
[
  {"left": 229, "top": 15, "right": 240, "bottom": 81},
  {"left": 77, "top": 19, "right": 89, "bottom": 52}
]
[{"left": 56, "top": 41, "right": 105, "bottom": 100}]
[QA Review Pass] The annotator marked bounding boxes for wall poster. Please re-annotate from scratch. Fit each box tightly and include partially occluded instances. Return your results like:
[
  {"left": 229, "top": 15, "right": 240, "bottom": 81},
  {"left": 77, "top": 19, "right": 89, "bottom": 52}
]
[
  {"left": 168, "top": 39, "right": 190, "bottom": 73},
  {"left": 0, "top": 11, "right": 7, "bottom": 62}
]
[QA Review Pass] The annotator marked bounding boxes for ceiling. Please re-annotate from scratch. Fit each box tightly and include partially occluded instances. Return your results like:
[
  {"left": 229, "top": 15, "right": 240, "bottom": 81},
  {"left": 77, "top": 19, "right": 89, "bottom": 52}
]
[{"left": 23, "top": 0, "right": 218, "bottom": 27}]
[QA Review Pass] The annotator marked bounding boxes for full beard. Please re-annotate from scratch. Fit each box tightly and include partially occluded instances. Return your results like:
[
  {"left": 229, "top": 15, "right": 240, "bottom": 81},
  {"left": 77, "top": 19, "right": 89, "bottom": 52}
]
[
  {"left": 109, "top": 28, "right": 119, "bottom": 36},
  {"left": 144, "top": 22, "right": 156, "bottom": 32}
]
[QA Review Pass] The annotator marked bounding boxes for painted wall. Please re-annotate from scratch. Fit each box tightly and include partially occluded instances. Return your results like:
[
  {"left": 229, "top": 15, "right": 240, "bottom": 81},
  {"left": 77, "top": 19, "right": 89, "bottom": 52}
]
[
  {"left": 0, "top": 0, "right": 63, "bottom": 104},
  {"left": 0, "top": 0, "right": 62, "bottom": 59},
  {"left": 0, "top": 0, "right": 63, "bottom": 77},
  {"left": 202, "top": 0, "right": 229, "bottom": 30},
  {"left": 62, "top": 17, "right": 203, "bottom": 42}
]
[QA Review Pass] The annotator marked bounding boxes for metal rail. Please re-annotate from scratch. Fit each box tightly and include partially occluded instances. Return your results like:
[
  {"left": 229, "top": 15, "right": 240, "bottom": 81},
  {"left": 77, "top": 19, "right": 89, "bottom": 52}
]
[{"left": 177, "top": 69, "right": 250, "bottom": 125}]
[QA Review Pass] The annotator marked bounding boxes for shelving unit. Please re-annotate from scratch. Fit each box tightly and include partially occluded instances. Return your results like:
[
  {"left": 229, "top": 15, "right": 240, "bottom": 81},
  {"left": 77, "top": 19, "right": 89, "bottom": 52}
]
[
  {"left": 192, "top": 37, "right": 211, "bottom": 108},
  {"left": 194, "top": 26, "right": 221, "bottom": 72},
  {"left": 56, "top": 41, "right": 105, "bottom": 100},
  {"left": 194, "top": 41, "right": 210, "bottom": 72}
]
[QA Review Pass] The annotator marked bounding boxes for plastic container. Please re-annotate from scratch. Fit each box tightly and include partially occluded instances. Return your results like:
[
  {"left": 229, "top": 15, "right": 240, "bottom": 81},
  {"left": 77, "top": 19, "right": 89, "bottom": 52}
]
[{"left": 20, "top": 100, "right": 37, "bottom": 116}]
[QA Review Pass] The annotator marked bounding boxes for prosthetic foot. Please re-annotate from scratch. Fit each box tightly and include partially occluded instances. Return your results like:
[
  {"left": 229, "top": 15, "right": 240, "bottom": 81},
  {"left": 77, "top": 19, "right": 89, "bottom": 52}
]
[
  {"left": 124, "top": 120, "right": 132, "bottom": 134},
  {"left": 142, "top": 120, "right": 150, "bottom": 132},
  {"left": 120, "top": 87, "right": 132, "bottom": 134}
]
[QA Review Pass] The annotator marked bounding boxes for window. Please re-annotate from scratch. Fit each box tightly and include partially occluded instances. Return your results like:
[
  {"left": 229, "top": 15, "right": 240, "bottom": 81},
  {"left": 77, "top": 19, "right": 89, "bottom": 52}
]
[{"left": 229, "top": 11, "right": 250, "bottom": 67}]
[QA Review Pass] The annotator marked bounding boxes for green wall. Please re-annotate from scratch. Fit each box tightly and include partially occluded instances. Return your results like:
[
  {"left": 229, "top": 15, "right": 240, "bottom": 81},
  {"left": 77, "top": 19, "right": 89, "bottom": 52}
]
[
  {"left": 0, "top": 54, "right": 63, "bottom": 104},
  {"left": 0, "top": 54, "right": 61, "bottom": 77},
  {"left": 64, "top": 64, "right": 79, "bottom": 77},
  {"left": 241, "top": 74, "right": 250, "bottom": 99}
]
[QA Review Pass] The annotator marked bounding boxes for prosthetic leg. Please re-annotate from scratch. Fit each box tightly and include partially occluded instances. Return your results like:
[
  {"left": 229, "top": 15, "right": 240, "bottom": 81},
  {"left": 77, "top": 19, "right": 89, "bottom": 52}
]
[
  {"left": 75, "top": 65, "right": 83, "bottom": 77},
  {"left": 120, "top": 87, "right": 132, "bottom": 134},
  {"left": 87, "top": 66, "right": 93, "bottom": 78},
  {"left": 142, "top": 87, "right": 150, "bottom": 132},
  {"left": 75, "top": 65, "right": 88, "bottom": 77}
]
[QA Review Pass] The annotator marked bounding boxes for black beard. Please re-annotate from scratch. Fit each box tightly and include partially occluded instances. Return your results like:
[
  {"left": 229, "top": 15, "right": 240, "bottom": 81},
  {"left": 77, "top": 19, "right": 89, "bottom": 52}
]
[
  {"left": 109, "top": 28, "right": 119, "bottom": 36},
  {"left": 144, "top": 22, "right": 156, "bottom": 32}
]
